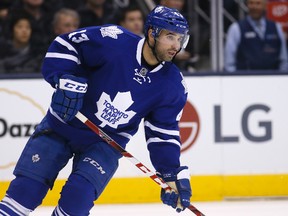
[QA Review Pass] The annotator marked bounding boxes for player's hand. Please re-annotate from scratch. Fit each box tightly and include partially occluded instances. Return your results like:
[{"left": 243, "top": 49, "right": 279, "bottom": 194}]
[
  {"left": 158, "top": 166, "right": 192, "bottom": 213},
  {"left": 51, "top": 74, "right": 88, "bottom": 122}
]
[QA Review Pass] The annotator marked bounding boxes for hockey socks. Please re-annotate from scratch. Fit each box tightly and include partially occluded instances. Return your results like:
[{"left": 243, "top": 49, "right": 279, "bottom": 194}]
[
  {"left": 0, "top": 176, "right": 49, "bottom": 215},
  {"left": 52, "top": 174, "right": 96, "bottom": 216},
  {"left": 0, "top": 195, "right": 32, "bottom": 216}
]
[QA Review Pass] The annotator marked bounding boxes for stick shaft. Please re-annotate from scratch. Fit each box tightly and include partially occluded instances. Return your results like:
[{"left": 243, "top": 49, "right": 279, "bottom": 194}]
[{"left": 75, "top": 112, "right": 205, "bottom": 216}]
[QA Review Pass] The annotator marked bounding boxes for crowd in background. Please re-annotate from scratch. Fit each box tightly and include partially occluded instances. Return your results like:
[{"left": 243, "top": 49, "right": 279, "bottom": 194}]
[
  {"left": 0, "top": 0, "right": 128, "bottom": 74},
  {"left": 0, "top": 0, "right": 287, "bottom": 75}
]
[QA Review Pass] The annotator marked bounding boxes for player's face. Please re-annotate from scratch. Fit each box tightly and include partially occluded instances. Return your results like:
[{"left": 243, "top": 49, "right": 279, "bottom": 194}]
[{"left": 154, "top": 29, "right": 183, "bottom": 62}]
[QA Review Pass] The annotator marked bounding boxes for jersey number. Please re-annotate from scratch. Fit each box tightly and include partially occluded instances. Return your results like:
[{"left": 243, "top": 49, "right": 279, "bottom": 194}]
[{"left": 68, "top": 30, "right": 89, "bottom": 43}]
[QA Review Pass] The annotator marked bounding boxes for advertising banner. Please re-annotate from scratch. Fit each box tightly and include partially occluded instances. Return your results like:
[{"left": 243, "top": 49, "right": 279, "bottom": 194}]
[
  {"left": 267, "top": 1, "right": 288, "bottom": 34},
  {"left": 1, "top": 76, "right": 288, "bottom": 181}
]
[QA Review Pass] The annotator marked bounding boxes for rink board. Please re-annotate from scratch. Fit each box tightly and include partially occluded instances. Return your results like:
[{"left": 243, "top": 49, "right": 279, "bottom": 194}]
[
  {"left": 1, "top": 174, "right": 288, "bottom": 205},
  {"left": 1, "top": 75, "right": 288, "bottom": 204}
]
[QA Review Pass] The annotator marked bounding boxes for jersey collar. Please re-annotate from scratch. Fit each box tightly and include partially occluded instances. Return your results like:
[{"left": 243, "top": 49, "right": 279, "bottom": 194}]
[{"left": 136, "top": 38, "right": 165, "bottom": 73}]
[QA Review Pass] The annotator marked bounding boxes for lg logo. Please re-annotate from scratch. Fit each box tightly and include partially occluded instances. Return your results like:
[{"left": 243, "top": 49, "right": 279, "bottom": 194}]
[
  {"left": 215, "top": 104, "right": 272, "bottom": 143},
  {"left": 179, "top": 102, "right": 272, "bottom": 152}
]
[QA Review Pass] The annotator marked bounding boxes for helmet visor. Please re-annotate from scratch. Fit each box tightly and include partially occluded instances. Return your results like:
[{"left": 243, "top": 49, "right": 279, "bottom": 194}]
[{"left": 154, "top": 30, "right": 190, "bottom": 50}]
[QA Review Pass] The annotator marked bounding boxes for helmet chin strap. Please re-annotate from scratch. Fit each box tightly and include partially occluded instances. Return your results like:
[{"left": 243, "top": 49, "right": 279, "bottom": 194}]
[{"left": 172, "top": 49, "right": 182, "bottom": 62}]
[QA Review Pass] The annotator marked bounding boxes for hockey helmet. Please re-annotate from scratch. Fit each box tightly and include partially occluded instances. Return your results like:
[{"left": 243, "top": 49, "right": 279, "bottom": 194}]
[{"left": 144, "top": 5, "right": 190, "bottom": 49}]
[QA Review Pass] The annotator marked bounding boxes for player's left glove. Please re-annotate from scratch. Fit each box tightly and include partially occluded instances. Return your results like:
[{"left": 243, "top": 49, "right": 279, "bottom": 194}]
[
  {"left": 157, "top": 166, "right": 192, "bottom": 213},
  {"left": 51, "top": 74, "right": 88, "bottom": 122}
]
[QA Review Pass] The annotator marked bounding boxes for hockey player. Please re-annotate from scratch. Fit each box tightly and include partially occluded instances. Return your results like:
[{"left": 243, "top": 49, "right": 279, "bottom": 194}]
[{"left": 0, "top": 5, "right": 192, "bottom": 215}]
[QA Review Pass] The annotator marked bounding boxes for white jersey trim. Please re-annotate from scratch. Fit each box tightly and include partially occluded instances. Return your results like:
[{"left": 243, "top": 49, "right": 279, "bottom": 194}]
[
  {"left": 136, "top": 38, "right": 164, "bottom": 73},
  {"left": 45, "top": 52, "right": 81, "bottom": 64},
  {"left": 55, "top": 36, "right": 78, "bottom": 54},
  {"left": 144, "top": 121, "right": 179, "bottom": 136},
  {"left": 136, "top": 38, "right": 144, "bottom": 65},
  {"left": 118, "top": 132, "right": 132, "bottom": 140},
  {"left": 147, "top": 137, "right": 181, "bottom": 147}
]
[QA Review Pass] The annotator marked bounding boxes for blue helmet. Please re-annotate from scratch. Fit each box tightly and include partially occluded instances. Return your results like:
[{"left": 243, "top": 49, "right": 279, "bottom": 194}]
[{"left": 144, "top": 5, "right": 189, "bottom": 38}]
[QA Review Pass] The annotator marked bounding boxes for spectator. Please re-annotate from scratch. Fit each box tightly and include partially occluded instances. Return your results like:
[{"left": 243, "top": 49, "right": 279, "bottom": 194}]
[
  {"left": 118, "top": 6, "right": 144, "bottom": 37},
  {"left": 61, "top": 0, "right": 86, "bottom": 10},
  {"left": 0, "top": 0, "right": 12, "bottom": 38},
  {"left": 0, "top": 13, "right": 42, "bottom": 74},
  {"left": 159, "top": 0, "right": 186, "bottom": 12},
  {"left": 8, "top": 0, "right": 59, "bottom": 56},
  {"left": 224, "top": 0, "right": 288, "bottom": 72},
  {"left": 159, "top": 0, "right": 197, "bottom": 73},
  {"left": 77, "top": 0, "right": 116, "bottom": 28},
  {"left": 52, "top": 8, "right": 80, "bottom": 36}
]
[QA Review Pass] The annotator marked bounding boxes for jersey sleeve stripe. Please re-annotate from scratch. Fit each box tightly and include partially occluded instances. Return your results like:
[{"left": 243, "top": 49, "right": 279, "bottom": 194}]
[
  {"left": 55, "top": 36, "right": 78, "bottom": 54},
  {"left": 146, "top": 137, "right": 181, "bottom": 147},
  {"left": 45, "top": 52, "right": 81, "bottom": 64},
  {"left": 118, "top": 132, "right": 133, "bottom": 140},
  {"left": 144, "top": 121, "right": 179, "bottom": 136}
]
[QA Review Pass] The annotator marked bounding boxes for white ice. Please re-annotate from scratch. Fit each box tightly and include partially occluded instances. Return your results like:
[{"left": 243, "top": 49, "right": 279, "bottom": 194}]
[{"left": 30, "top": 199, "right": 288, "bottom": 216}]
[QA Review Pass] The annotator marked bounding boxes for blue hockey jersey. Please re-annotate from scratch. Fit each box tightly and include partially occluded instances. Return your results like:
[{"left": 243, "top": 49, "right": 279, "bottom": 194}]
[{"left": 42, "top": 25, "right": 188, "bottom": 173}]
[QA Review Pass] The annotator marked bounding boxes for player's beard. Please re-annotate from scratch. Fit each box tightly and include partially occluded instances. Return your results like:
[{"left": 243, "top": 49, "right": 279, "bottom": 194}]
[{"left": 154, "top": 45, "right": 177, "bottom": 62}]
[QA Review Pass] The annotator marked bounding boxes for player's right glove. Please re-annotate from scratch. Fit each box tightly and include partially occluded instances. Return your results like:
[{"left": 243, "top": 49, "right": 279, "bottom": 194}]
[
  {"left": 51, "top": 74, "right": 88, "bottom": 122},
  {"left": 157, "top": 166, "right": 192, "bottom": 213}
]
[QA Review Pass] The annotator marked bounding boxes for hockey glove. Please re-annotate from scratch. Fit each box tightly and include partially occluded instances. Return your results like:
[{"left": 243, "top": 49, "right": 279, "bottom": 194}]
[
  {"left": 51, "top": 74, "right": 88, "bottom": 122},
  {"left": 158, "top": 166, "right": 192, "bottom": 213}
]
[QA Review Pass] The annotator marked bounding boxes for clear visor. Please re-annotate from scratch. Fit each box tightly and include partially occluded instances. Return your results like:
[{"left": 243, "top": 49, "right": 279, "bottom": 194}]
[{"left": 154, "top": 30, "right": 190, "bottom": 50}]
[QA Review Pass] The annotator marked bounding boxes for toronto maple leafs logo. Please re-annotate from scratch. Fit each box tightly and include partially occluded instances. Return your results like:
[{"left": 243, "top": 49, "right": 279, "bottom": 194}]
[
  {"left": 95, "top": 92, "right": 136, "bottom": 128},
  {"left": 100, "top": 26, "right": 123, "bottom": 39},
  {"left": 32, "top": 154, "right": 40, "bottom": 163}
]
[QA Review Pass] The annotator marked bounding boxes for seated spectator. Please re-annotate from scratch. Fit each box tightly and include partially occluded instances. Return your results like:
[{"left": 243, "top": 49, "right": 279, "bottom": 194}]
[
  {"left": 0, "top": 0, "right": 11, "bottom": 38},
  {"left": 8, "top": 0, "right": 59, "bottom": 56},
  {"left": 61, "top": 0, "right": 86, "bottom": 10},
  {"left": 159, "top": 0, "right": 197, "bottom": 73},
  {"left": 118, "top": 6, "right": 144, "bottom": 37},
  {"left": 77, "top": 0, "right": 116, "bottom": 28},
  {"left": 52, "top": 8, "right": 80, "bottom": 36},
  {"left": 224, "top": 0, "right": 288, "bottom": 72},
  {"left": 0, "top": 13, "right": 42, "bottom": 74}
]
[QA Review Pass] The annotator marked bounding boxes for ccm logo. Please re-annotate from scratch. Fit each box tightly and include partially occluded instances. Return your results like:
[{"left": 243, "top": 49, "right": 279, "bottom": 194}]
[{"left": 59, "top": 78, "right": 88, "bottom": 93}]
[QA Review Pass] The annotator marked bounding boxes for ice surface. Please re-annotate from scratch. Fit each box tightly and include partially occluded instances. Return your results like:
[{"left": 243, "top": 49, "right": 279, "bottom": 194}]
[{"left": 30, "top": 200, "right": 288, "bottom": 216}]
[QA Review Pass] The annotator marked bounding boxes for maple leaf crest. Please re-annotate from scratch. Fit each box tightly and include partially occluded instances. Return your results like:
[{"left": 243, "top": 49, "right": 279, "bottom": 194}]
[
  {"left": 100, "top": 26, "right": 123, "bottom": 39},
  {"left": 95, "top": 92, "right": 136, "bottom": 128}
]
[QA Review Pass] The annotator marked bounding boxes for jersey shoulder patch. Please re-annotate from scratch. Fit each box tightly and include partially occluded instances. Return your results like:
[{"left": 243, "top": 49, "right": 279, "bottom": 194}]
[{"left": 100, "top": 26, "right": 124, "bottom": 39}]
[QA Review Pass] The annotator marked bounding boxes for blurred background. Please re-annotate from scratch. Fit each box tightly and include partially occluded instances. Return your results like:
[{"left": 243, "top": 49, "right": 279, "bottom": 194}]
[{"left": 0, "top": 0, "right": 287, "bottom": 74}]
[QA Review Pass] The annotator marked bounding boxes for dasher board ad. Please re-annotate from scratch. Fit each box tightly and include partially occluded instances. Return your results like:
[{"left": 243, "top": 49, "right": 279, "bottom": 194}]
[{"left": 0, "top": 75, "right": 288, "bottom": 181}]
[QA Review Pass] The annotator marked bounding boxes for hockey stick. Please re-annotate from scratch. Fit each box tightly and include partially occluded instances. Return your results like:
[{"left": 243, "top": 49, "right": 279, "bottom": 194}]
[{"left": 75, "top": 111, "right": 205, "bottom": 216}]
